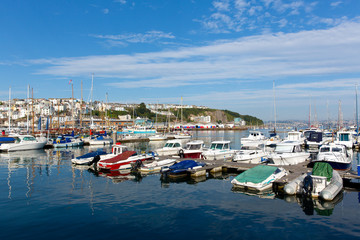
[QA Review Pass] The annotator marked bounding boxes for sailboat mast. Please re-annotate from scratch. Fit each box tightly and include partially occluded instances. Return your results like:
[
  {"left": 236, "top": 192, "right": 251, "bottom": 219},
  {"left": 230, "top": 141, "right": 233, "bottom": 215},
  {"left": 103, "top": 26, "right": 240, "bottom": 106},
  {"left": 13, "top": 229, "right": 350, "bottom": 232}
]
[
  {"left": 90, "top": 73, "right": 94, "bottom": 128},
  {"left": 72, "top": 82, "right": 74, "bottom": 131},
  {"left": 273, "top": 80, "right": 276, "bottom": 132},
  {"left": 80, "top": 80, "right": 83, "bottom": 130},
  {"left": 105, "top": 92, "right": 108, "bottom": 128},
  {"left": 180, "top": 96, "right": 183, "bottom": 127},
  {"left": 8, "top": 87, "right": 11, "bottom": 132},
  {"left": 27, "top": 85, "right": 30, "bottom": 133},
  {"left": 31, "top": 88, "right": 34, "bottom": 134},
  {"left": 356, "top": 85, "right": 359, "bottom": 136}
]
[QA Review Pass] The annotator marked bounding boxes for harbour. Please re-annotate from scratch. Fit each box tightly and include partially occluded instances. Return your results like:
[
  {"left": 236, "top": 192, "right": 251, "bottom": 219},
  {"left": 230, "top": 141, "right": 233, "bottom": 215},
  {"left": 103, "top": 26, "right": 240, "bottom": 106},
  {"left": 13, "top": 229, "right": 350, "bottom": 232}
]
[{"left": 1, "top": 130, "right": 360, "bottom": 240}]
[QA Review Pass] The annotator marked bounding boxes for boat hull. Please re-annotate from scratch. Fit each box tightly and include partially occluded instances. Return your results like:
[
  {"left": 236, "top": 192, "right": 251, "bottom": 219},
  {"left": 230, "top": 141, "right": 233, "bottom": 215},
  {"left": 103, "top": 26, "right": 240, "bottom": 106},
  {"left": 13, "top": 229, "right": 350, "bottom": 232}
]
[{"left": 0, "top": 141, "right": 47, "bottom": 152}]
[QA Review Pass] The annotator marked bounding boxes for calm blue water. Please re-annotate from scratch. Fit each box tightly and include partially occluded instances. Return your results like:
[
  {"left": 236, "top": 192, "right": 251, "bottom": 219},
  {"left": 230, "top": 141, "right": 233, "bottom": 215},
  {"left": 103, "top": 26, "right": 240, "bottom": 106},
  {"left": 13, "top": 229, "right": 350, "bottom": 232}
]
[{"left": 1, "top": 130, "right": 360, "bottom": 240}]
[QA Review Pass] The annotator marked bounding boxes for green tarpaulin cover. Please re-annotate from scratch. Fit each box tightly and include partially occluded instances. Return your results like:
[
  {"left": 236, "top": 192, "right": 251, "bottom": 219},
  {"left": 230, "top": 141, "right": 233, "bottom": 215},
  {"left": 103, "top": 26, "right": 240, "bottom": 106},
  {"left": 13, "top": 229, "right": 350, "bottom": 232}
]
[
  {"left": 312, "top": 162, "right": 333, "bottom": 181},
  {"left": 234, "top": 165, "right": 278, "bottom": 184}
]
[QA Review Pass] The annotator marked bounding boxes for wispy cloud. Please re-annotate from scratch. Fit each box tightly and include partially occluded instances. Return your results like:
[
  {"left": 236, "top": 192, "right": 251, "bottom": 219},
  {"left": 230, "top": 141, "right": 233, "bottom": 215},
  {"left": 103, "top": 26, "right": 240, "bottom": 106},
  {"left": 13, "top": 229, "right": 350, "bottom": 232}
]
[
  {"left": 90, "top": 31, "right": 175, "bottom": 46},
  {"left": 114, "top": 0, "right": 126, "bottom": 4},
  {"left": 102, "top": 8, "right": 109, "bottom": 14},
  {"left": 31, "top": 19, "right": 360, "bottom": 91},
  {"left": 198, "top": 0, "right": 341, "bottom": 33},
  {"left": 331, "top": 1, "right": 343, "bottom": 7}
]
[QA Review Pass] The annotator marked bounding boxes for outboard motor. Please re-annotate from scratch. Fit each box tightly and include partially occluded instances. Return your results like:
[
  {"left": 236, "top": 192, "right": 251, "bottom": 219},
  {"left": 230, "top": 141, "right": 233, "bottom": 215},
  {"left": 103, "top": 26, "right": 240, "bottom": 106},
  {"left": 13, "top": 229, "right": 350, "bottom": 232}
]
[
  {"left": 302, "top": 175, "right": 313, "bottom": 197},
  {"left": 178, "top": 149, "right": 185, "bottom": 158},
  {"left": 131, "top": 160, "right": 143, "bottom": 171}
]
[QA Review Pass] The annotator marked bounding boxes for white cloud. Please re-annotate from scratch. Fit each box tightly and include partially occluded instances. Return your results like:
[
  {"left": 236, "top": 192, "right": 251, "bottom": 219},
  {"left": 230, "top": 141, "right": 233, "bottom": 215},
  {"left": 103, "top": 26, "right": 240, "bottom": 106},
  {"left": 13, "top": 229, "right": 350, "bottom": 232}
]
[
  {"left": 32, "top": 20, "right": 360, "bottom": 92},
  {"left": 213, "top": 0, "right": 230, "bottom": 11},
  {"left": 102, "top": 8, "right": 109, "bottom": 14},
  {"left": 90, "top": 31, "right": 175, "bottom": 44},
  {"left": 114, "top": 0, "right": 126, "bottom": 4},
  {"left": 331, "top": 1, "right": 342, "bottom": 7}
]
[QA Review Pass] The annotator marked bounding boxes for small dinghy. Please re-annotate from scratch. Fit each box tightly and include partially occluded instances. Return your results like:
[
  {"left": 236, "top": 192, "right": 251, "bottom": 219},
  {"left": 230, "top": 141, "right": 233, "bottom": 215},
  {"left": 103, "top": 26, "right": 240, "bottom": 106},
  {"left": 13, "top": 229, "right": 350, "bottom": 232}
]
[
  {"left": 284, "top": 162, "right": 343, "bottom": 201},
  {"left": 231, "top": 165, "right": 287, "bottom": 192},
  {"left": 71, "top": 150, "right": 107, "bottom": 165},
  {"left": 161, "top": 160, "right": 205, "bottom": 177},
  {"left": 137, "top": 159, "right": 177, "bottom": 173}
]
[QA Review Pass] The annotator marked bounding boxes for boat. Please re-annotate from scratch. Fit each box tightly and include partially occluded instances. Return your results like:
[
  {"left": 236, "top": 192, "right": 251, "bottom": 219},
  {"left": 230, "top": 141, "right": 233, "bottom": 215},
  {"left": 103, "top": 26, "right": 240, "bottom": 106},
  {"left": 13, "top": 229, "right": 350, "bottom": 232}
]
[
  {"left": 137, "top": 159, "right": 177, "bottom": 173},
  {"left": 312, "top": 143, "right": 352, "bottom": 170},
  {"left": 161, "top": 160, "right": 205, "bottom": 177},
  {"left": 0, "top": 134, "right": 47, "bottom": 152},
  {"left": 202, "top": 140, "right": 236, "bottom": 160},
  {"left": 265, "top": 132, "right": 282, "bottom": 147},
  {"left": 231, "top": 165, "right": 287, "bottom": 191},
  {"left": 173, "top": 131, "right": 192, "bottom": 139},
  {"left": 232, "top": 146, "right": 267, "bottom": 164},
  {"left": 53, "top": 135, "right": 84, "bottom": 148},
  {"left": 148, "top": 134, "right": 167, "bottom": 141},
  {"left": 71, "top": 150, "right": 108, "bottom": 165},
  {"left": 178, "top": 140, "right": 204, "bottom": 159},
  {"left": 88, "top": 135, "right": 114, "bottom": 145},
  {"left": 265, "top": 140, "right": 310, "bottom": 165},
  {"left": 285, "top": 131, "right": 305, "bottom": 145},
  {"left": 305, "top": 131, "right": 330, "bottom": 149},
  {"left": 334, "top": 131, "right": 356, "bottom": 149},
  {"left": 155, "top": 139, "right": 183, "bottom": 156},
  {"left": 240, "top": 131, "right": 267, "bottom": 147},
  {"left": 0, "top": 136, "right": 15, "bottom": 145},
  {"left": 97, "top": 149, "right": 155, "bottom": 171},
  {"left": 284, "top": 162, "right": 343, "bottom": 201}
]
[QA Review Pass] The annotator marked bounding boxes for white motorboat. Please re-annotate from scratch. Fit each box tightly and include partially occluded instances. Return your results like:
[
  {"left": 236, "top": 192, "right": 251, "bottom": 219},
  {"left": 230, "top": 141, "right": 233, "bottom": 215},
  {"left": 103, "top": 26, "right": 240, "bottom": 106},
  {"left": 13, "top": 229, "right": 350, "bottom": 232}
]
[
  {"left": 265, "top": 140, "right": 310, "bottom": 165},
  {"left": 53, "top": 136, "right": 84, "bottom": 148},
  {"left": 265, "top": 133, "right": 282, "bottom": 147},
  {"left": 88, "top": 135, "right": 114, "bottom": 145},
  {"left": 334, "top": 131, "right": 356, "bottom": 149},
  {"left": 231, "top": 165, "right": 287, "bottom": 191},
  {"left": 148, "top": 134, "right": 167, "bottom": 141},
  {"left": 232, "top": 146, "right": 267, "bottom": 164},
  {"left": 202, "top": 140, "right": 236, "bottom": 161},
  {"left": 241, "top": 131, "right": 267, "bottom": 147},
  {"left": 138, "top": 159, "right": 177, "bottom": 173},
  {"left": 284, "top": 162, "right": 343, "bottom": 201},
  {"left": 173, "top": 131, "right": 192, "bottom": 139},
  {"left": 155, "top": 139, "right": 183, "bottom": 156},
  {"left": 71, "top": 150, "right": 108, "bottom": 165},
  {"left": 178, "top": 140, "right": 204, "bottom": 159},
  {"left": 285, "top": 131, "right": 305, "bottom": 145},
  {"left": 312, "top": 143, "right": 352, "bottom": 170},
  {"left": 0, "top": 134, "right": 47, "bottom": 152}
]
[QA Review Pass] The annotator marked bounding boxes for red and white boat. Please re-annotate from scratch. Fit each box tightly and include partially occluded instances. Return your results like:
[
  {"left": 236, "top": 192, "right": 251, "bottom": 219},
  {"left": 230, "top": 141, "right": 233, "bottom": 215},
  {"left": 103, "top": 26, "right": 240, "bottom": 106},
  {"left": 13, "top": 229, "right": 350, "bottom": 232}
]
[
  {"left": 178, "top": 140, "right": 204, "bottom": 159},
  {"left": 97, "top": 144, "right": 155, "bottom": 171}
]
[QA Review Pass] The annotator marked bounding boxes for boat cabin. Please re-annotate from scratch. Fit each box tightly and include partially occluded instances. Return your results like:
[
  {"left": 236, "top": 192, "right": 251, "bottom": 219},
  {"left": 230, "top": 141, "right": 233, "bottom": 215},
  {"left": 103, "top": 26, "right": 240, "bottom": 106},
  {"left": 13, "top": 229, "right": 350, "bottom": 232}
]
[
  {"left": 274, "top": 141, "right": 302, "bottom": 153},
  {"left": 163, "top": 140, "right": 182, "bottom": 148},
  {"left": 287, "top": 131, "right": 304, "bottom": 141},
  {"left": 247, "top": 131, "right": 266, "bottom": 140},
  {"left": 185, "top": 140, "right": 204, "bottom": 150},
  {"left": 209, "top": 141, "right": 231, "bottom": 150},
  {"left": 112, "top": 145, "right": 129, "bottom": 155}
]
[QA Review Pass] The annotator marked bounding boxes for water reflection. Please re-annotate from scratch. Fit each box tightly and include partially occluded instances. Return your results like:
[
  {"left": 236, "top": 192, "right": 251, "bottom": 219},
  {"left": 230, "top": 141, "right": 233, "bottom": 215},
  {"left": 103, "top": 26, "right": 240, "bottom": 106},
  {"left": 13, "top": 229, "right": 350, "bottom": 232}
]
[{"left": 282, "top": 193, "right": 344, "bottom": 216}]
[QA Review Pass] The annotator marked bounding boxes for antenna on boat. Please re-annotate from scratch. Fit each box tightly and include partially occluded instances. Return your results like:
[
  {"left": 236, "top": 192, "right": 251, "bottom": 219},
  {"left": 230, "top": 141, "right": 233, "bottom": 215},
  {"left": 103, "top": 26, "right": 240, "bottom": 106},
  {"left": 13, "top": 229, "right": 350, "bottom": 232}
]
[
  {"left": 8, "top": 86, "right": 11, "bottom": 133},
  {"left": 273, "top": 80, "right": 276, "bottom": 133}
]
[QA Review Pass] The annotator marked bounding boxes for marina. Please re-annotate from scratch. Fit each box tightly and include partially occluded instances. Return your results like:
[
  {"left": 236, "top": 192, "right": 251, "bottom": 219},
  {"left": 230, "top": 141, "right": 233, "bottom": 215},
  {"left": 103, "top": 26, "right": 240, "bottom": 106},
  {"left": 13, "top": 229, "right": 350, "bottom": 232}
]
[{"left": 1, "top": 130, "right": 360, "bottom": 240}]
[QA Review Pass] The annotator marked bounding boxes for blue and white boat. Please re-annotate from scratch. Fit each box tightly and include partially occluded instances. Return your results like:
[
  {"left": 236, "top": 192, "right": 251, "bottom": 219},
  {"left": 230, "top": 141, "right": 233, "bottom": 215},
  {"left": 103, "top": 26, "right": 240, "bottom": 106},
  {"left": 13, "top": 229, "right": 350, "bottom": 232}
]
[
  {"left": 161, "top": 160, "right": 205, "bottom": 177},
  {"left": 312, "top": 143, "right": 352, "bottom": 170},
  {"left": 71, "top": 150, "right": 107, "bottom": 165}
]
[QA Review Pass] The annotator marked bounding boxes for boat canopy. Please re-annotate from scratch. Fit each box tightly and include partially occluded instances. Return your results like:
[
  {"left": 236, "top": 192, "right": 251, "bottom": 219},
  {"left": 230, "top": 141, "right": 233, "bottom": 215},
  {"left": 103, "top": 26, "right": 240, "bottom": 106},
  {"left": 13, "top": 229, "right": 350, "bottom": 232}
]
[
  {"left": 312, "top": 162, "right": 333, "bottom": 181},
  {"left": 233, "top": 165, "right": 278, "bottom": 184}
]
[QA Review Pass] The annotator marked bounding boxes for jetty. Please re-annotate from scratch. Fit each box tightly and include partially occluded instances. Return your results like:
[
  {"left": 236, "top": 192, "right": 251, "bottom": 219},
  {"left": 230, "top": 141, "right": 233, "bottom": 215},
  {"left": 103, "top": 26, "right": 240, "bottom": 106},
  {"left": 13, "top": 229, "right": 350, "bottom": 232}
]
[{"left": 156, "top": 157, "right": 360, "bottom": 191}]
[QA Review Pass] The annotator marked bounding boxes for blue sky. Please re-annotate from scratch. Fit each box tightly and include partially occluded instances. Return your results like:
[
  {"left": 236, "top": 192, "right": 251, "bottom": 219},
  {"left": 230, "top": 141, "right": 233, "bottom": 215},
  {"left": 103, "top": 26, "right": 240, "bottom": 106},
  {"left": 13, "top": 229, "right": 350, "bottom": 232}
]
[{"left": 1, "top": 0, "right": 360, "bottom": 121}]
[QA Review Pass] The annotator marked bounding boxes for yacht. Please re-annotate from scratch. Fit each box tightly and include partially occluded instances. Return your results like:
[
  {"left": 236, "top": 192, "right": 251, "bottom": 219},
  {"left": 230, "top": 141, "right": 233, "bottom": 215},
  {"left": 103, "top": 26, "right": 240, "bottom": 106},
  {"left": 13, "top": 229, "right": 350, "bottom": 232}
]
[
  {"left": 334, "top": 131, "right": 356, "bottom": 149},
  {"left": 155, "top": 139, "right": 183, "bottom": 156},
  {"left": 178, "top": 140, "right": 204, "bottom": 159},
  {"left": 265, "top": 140, "right": 310, "bottom": 165},
  {"left": 312, "top": 143, "right": 352, "bottom": 170},
  {"left": 241, "top": 131, "right": 266, "bottom": 147},
  {"left": 0, "top": 134, "right": 47, "bottom": 152}
]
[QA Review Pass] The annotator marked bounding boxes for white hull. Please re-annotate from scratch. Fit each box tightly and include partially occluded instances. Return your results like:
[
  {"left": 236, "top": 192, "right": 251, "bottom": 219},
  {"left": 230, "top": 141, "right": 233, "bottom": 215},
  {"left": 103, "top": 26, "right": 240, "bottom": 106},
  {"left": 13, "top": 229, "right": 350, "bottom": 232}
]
[
  {"left": 202, "top": 151, "right": 235, "bottom": 161},
  {"left": 88, "top": 139, "right": 113, "bottom": 145},
  {"left": 0, "top": 141, "right": 47, "bottom": 152},
  {"left": 156, "top": 148, "right": 181, "bottom": 156},
  {"left": 139, "top": 159, "right": 176, "bottom": 173},
  {"left": 268, "top": 152, "right": 310, "bottom": 165}
]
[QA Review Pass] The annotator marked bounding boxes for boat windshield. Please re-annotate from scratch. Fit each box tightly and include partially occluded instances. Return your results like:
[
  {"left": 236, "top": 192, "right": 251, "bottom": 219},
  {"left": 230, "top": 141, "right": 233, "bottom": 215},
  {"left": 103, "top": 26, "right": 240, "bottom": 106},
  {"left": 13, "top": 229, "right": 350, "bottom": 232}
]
[
  {"left": 164, "top": 143, "right": 173, "bottom": 148},
  {"left": 187, "top": 144, "right": 201, "bottom": 150},
  {"left": 275, "top": 145, "right": 294, "bottom": 153},
  {"left": 320, "top": 147, "right": 330, "bottom": 152},
  {"left": 332, "top": 147, "right": 343, "bottom": 153},
  {"left": 339, "top": 134, "right": 350, "bottom": 141},
  {"left": 23, "top": 136, "right": 36, "bottom": 141}
]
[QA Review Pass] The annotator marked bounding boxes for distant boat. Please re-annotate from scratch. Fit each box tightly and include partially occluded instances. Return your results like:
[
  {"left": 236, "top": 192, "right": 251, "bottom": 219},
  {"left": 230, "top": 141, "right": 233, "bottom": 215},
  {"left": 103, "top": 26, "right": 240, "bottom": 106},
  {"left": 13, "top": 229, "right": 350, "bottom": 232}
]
[
  {"left": 232, "top": 146, "right": 267, "bottom": 164},
  {"left": 137, "top": 159, "right": 177, "bottom": 174},
  {"left": 88, "top": 135, "right": 113, "bottom": 145},
  {"left": 240, "top": 131, "right": 267, "bottom": 147}
]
